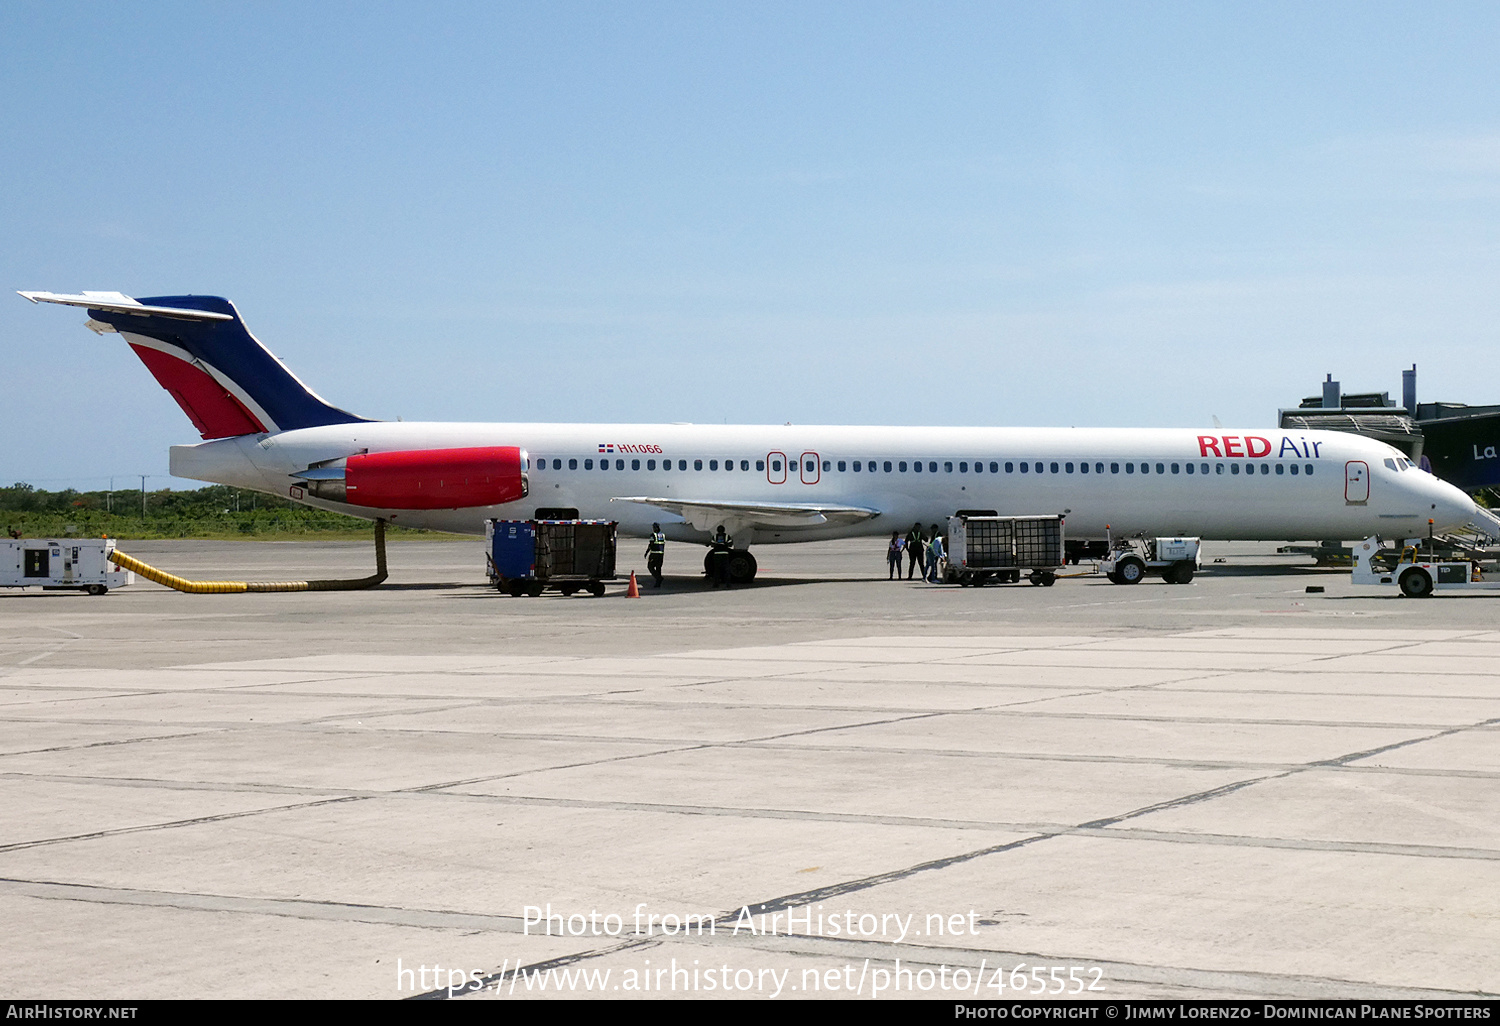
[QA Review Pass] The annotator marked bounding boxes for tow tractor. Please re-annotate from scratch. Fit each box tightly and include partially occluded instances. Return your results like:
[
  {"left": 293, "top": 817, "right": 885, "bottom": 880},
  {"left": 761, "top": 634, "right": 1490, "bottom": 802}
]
[
  {"left": 1099, "top": 533, "right": 1201, "bottom": 585},
  {"left": 1350, "top": 536, "right": 1500, "bottom": 597}
]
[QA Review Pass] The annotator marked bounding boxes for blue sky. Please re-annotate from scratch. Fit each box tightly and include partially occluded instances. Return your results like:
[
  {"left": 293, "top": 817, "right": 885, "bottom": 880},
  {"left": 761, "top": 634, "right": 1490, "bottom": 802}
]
[{"left": 3, "top": 2, "right": 1498, "bottom": 489}]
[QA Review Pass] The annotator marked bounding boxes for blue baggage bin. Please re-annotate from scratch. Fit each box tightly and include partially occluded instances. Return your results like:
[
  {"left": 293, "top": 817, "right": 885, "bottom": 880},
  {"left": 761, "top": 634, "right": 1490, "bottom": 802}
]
[{"left": 489, "top": 520, "right": 536, "bottom": 580}]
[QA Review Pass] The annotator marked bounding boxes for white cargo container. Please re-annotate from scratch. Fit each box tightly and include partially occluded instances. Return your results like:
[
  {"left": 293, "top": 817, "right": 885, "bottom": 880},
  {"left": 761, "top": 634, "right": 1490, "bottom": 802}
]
[
  {"left": 0, "top": 539, "right": 134, "bottom": 595},
  {"left": 945, "top": 514, "right": 1065, "bottom": 586}
]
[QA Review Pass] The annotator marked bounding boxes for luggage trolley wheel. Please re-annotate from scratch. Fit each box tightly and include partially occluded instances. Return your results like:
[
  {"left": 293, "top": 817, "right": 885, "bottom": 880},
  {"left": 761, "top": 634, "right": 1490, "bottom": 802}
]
[
  {"left": 527, "top": 581, "right": 544, "bottom": 597},
  {"left": 588, "top": 581, "right": 606, "bottom": 597},
  {"left": 508, "top": 580, "right": 526, "bottom": 598},
  {"left": 560, "top": 584, "right": 578, "bottom": 597}
]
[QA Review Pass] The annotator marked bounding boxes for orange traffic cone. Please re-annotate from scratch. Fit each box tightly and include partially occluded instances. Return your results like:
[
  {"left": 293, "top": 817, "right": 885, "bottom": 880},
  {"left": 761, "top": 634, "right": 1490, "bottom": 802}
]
[{"left": 626, "top": 571, "right": 640, "bottom": 598}]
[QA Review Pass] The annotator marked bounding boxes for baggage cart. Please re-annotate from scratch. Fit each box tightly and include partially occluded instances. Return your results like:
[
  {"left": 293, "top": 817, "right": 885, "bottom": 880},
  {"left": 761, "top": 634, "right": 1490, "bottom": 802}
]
[
  {"left": 945, "top": 514, "right": 1065, "bottom": 586},
  {"left": 486, "top": 519, "right": 617, "bottom": 597}
]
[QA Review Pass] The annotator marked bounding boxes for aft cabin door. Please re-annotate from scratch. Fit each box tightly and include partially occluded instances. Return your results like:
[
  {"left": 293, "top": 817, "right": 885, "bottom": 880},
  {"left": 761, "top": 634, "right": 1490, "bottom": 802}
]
[
  {"left": 799, "top": 452, "right": 820, "bottom": 485},
  {"left": 1345, "top": 461, "right": 1369, "bottom": 504}
]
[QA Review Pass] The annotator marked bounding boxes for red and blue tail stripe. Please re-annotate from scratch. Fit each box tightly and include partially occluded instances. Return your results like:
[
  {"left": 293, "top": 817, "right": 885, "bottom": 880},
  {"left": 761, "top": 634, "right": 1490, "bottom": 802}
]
[{"left": 85, "top": 295, "right": 369, "bottom": 438}]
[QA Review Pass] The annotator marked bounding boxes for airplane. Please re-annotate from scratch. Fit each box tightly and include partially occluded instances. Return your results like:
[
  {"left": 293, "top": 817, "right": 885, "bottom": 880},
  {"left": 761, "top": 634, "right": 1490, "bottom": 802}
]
[{"left": 18, "top": 290, "right": 1486, "bottom": 584}]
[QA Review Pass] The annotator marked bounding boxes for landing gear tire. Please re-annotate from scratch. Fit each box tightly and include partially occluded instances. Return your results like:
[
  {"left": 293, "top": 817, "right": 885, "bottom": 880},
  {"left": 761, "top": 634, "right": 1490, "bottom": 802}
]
[
  {"left": 1399, "top": 568, "right": 1433, "bottom": 598},
  {"left": 1116, "top": 558, "right": 1145, "bottom": 585},
  {"left": 727, "top": 550, "right": 757, "bottom": 584}
]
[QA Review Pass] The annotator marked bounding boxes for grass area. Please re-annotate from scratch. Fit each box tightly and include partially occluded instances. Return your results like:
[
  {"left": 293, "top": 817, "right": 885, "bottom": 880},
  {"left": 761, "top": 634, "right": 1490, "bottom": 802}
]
[
  {"left": 2, "top": 484, "right": 470, "bottom": 541},
  {"left": 3, "top": 513, "right": 470, "bottom": 542}
]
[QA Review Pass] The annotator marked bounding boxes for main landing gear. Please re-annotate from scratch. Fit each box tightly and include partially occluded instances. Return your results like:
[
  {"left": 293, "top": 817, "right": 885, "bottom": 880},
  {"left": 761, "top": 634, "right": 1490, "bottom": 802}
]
[{"left": 703, "top": 549, "right": 758, "bottom": 584}]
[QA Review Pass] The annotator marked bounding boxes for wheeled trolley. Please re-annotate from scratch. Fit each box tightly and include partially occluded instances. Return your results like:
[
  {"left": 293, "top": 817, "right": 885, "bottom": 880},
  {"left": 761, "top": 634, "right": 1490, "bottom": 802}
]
[
  {"left": 945, "top": 514, "right": 1066, "bottom": 587},
  {"left": 486, "top": 519, "right": 618, "bottom": 597}
]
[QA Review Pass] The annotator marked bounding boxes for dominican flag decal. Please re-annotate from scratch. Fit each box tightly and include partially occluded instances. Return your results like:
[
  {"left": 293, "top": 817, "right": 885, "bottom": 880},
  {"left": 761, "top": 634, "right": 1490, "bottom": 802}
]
[{"left": 598, "top": 443, "right": 615, "bottom": 453}]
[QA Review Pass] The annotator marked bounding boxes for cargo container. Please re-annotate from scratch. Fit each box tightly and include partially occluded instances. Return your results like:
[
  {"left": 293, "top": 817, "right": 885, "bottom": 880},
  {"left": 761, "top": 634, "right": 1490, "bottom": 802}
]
[
  {"left": 945, "top": 514, "right": 1065, "bottom": 586},
  {"left": 486, "top": 519, "right": 617, "bottom": 597}
]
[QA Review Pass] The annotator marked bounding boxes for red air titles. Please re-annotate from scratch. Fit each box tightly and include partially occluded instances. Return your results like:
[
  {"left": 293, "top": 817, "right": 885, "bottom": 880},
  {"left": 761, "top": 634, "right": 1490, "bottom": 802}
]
[
  {"left": 1198, "top": 435, "right": 1271, "bottom": 458},
  {"left": 1197, "top": 435, "right": 1324, "bottom": 459}
]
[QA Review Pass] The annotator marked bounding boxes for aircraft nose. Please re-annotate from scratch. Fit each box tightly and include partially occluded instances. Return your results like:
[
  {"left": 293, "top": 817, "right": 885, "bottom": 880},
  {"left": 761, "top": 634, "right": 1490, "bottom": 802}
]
[{"left": 1426, "top": 479, "right": 1476, "bottom": 533}]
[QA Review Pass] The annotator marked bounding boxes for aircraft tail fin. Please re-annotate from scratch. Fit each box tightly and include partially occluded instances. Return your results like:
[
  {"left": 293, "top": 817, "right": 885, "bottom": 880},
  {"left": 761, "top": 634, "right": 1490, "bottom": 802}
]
[{"left": 19, "top": 291, "right": 370, "bottom": 438}]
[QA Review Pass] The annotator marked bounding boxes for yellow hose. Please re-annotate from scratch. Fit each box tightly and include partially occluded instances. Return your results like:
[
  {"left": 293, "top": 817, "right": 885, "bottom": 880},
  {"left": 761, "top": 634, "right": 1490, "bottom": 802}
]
[{"left": 107, "top": 520, "right": 388, "bottom": 594}]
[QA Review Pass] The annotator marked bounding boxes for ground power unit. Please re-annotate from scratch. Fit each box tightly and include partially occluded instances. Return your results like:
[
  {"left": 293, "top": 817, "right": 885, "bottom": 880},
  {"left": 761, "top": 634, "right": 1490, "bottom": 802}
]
[{"left": 1, "top": 538, "right": 134, "bottom": 595}]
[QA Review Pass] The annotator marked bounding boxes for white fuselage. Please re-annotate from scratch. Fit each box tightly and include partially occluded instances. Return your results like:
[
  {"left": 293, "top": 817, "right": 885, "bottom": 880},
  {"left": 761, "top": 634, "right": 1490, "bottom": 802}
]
[{"left": 169, "top": 422, "right": 1478, "bottom": 547}]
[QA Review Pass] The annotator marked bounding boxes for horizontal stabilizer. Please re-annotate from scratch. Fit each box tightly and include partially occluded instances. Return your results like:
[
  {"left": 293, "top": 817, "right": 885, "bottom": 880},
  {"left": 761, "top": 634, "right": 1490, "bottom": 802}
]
[{"left": 19, "top": 291, "right": 234, "bottom": 322}]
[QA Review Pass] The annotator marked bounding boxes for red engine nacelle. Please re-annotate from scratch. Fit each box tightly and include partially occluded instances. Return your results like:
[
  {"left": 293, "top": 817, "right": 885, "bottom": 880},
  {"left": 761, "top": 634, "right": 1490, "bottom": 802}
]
[{"left": 343, "top": 447, "right": 528, "bottom": 509}]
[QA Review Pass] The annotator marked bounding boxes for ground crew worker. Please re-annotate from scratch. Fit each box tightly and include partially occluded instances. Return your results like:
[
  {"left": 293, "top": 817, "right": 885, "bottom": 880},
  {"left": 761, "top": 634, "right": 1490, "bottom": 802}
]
[
  {"left": 927, "top": 524, "right": 945, "bottom": 583},
  {"left": 709, "top": 525, "right": 734, "bottom": 588},
  {"left": 645, "top": 523, "right": 666, "bottom": 588},
  {"left": 906, "top": 522, "right": 925, "bottom": 579}
]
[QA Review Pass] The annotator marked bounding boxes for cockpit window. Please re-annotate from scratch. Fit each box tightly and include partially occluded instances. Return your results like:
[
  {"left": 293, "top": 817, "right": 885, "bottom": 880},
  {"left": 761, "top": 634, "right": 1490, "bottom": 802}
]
[{"left": 1384, "top": 458, "right": 1398, "bottom": 471}]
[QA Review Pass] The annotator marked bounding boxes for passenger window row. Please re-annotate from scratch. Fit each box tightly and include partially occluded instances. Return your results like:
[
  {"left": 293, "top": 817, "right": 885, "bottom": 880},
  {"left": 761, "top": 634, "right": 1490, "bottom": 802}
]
[{"left": 527, "top": 457, "right": 1317, "bottom": 476}]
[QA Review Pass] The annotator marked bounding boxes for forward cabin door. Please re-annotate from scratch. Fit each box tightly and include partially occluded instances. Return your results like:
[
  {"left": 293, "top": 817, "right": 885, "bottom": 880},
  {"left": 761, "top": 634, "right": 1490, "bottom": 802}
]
[
  {"left": 767, "top": 452, "right": 787, "bottom": 485},
  {"left": 1345, "top": 461, "right": 1369, "bottom": 504}
]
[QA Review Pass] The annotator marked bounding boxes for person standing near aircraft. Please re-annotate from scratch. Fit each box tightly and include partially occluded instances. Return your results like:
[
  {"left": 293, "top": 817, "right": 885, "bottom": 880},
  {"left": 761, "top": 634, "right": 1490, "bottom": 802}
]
[
  {"left": 906, "top": 523, "right": 925, "bottom": 580},
  {"left": 645, "top": 523, "right": 666, "bottom": 588},
  {"left": 887, "top": 531, "right": 903, "bottom": 580},
  {"left": 926, "top": 524, "right": 945, "bottom": 583},
  {"left": 709, "top": 525, "right": 733, "bottom": 589}
]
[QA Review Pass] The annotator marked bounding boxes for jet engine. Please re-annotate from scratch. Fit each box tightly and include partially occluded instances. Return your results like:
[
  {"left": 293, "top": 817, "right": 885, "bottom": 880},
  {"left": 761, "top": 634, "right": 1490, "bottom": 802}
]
[{"left": 295, "top": 447, "right": 528, "bottom": 509}]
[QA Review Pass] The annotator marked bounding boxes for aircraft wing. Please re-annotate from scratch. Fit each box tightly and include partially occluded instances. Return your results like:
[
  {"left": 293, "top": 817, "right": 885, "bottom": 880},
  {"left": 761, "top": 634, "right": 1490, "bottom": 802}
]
[{"left": 611, "top": 496, "right": 880, "bottom": 532}]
